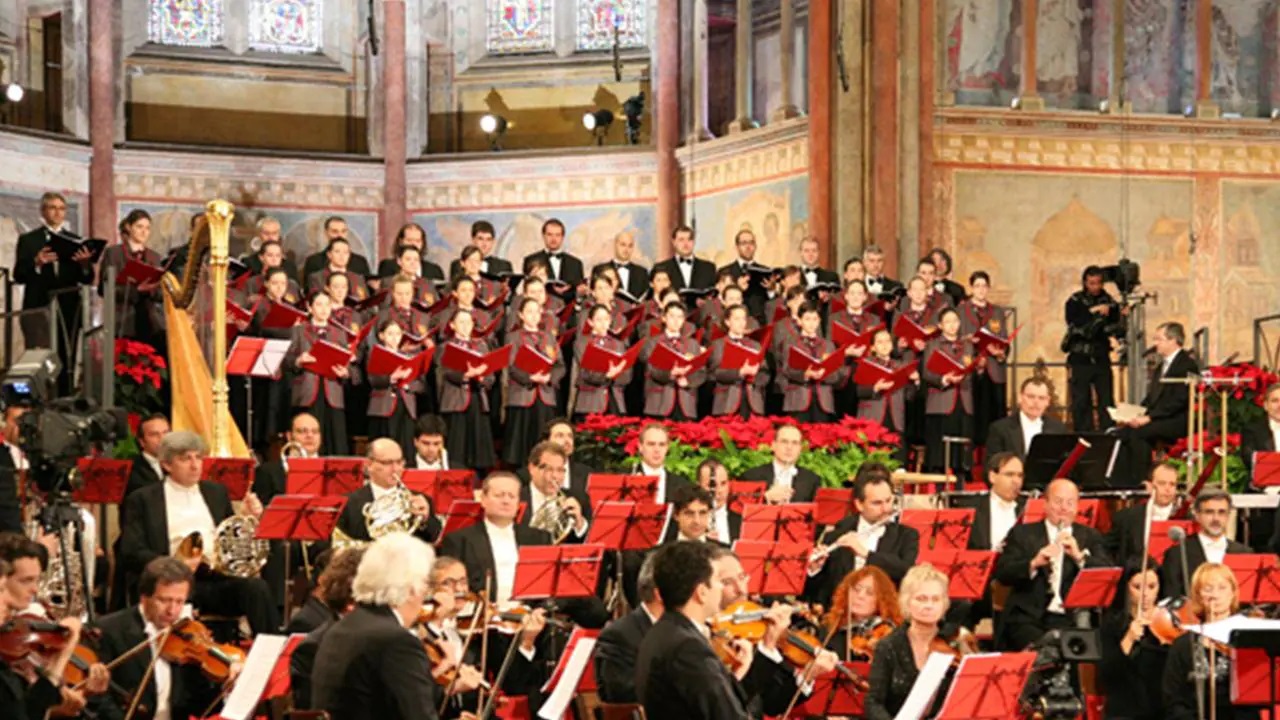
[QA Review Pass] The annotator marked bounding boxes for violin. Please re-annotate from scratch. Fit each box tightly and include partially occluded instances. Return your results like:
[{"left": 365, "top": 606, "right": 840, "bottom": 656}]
[
  {"left": 157, "top": 618, "right": 245, "bottom": 683},
  {"left": 845, "top": 617, "right": 896, "bottom": 660},
  {"left": 0, "top": 613, "right": 72, "bottom": 664},
  {"left": 453, "top": 595, "right": 567, "bottom": 634},
  {"left": 1149, "top": 597, "right": 1198, "bottom": 645},
  {"left": 711, "top": 601, "right": 868, "bottom": 689}
]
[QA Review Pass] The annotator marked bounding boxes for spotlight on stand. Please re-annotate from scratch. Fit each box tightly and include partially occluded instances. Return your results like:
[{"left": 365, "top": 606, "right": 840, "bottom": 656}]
[
  {"left": 582, "top": 109, "right": 614, "bottom": 146},
  {"left": 479, "top": 114, "right": 508, "bottom": 151},
  {"left": 622, "top": 92, "right": 645, "bottom": 145}
]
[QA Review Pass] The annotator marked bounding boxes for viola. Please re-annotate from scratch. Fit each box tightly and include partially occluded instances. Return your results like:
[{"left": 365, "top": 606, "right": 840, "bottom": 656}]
[
  {"left": 157, "top": 618, "right": 245, "bottom": 683},
  {"left": 711, "top": 601, "right": 868, "bottom": 689}
]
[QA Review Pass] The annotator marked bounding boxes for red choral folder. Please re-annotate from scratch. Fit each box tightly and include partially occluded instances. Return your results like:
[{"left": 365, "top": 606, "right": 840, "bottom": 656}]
[
  {"left": 369, "top": 344, "right": 434, "bottom": 385},
  {"left": 925, "top": 348, "right": 978, "bottom": 378},
  {"left": 400, "top": 469, "right": 476, "bottom": 514},
  {"left": 916, "top": 549, "right": 997, "bottom": 600},
  {"left": 225, "top": 298, "right": 255, "bottom": 328},
  {"left": 900, "top": 508, "right": 976, "bottom": 550},
  {"left": 892, "top": 313, "right": 938, "bottom": 346},
  {"left": 647, "top": 341, "right": 711, "bottom": 373},
  {"left": 831, "top": 321, "right": 884, "bottom": 350},
  {"left": 733, "top": 540, "right": 811, "bottom": 596},
  {"left": 739, "top": 503, "right": 816, "bottom": 544},
  {"left": 719, "top": 340, "right": 766, "bottom": 371},
  {"left": 262, "top": 301, "right": 308, "bottom": 329},
  {"left": 73, "top": 458, "right": 131, "bottom": 504},
  {"left": 972, "top": 324, "right": 1023, "bottom": 357},
  {"left": 586, "top": 474, "right": 659, "bottom": 509},
  {"left": 1064, "top": 567, "right": 1123, "bottom": 609},
  {"left": 118, "top": 258, "right": 165, "bottom": 286},
  {"left": 1021, "top": 497, "right": 1102, "bottom": 527},
  {"left": 284, "top": 457, "right": 365, "bottom": 496},
  {"left": 1254, "top": 452, "right": 1280, "bottom": 487},
  {"left": 439, "top": 342, "right": 509, "bottom": 378},
  {"left": 1148, "top": 519, "right": 1198, "bottom": 562},
  {"left": 1225, "top": 554, "right": 1280, "bottom": 604},
  {"left": 349, "top": 319, "right": 377, "bottom": 353},
  {"left": 813, "top": 487, "right": 855, "bottom": 526},
  {"left": 786, "top": 344, "right": 848, "bottom": 380},
  {"left": 586, "top": 501, "right": 671, "bottom": 550},
  {"left": 579, "top": 340, "right": 643, "bottom": 374},
  {"left": 304, "top": 340, "right": 354, "bottom": 381},
  {"left": 513, "top": 343, "right": 555, "bottom": 375},
  {"left": 726, "top": 481, "right": 767, "bottom": 516},
  {"left": 853, "top": 358, "right": 916, "bottom": 391},
  {"left": 202, "top": 457, "right": 254, "bottom": 502},
  {"left": 348, "top": 289, "right": 388, "bottom": 312}
]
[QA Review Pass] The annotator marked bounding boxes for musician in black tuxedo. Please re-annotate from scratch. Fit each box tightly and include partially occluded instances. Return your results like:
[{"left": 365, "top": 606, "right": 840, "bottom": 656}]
[
  {"left": 117, "top": 431, "right": 279, "bottom": 633},
  {"left": 0, "top": 406, "right": 27, "bottom": 535},
  {"left": 449, "top": 220, "right": 513, "bottom": 278},
  {"left": 591, "top": 230, "right": 650, "bottom": 300},
  {"left": 966, "top": 452, "right": 1027, "bottom": 552},
  {"left": 522, "top": 218, "right": 585, "bottom": 288},
  {"left": 513, "top": 417, "right": 594, "bottom": 496},
  {"left": 805, "top": 463, "right": 920, "bottom": 604},
  {"left": 1106, "top": 462, "right": 1181, "bottom": 569},
  {"left": 91, "top": 558, "right": 224, "bottom": 720},
  {"left": 437, "top": 472, "right": 608, "bottom": 628},
  {"left": 336, "top": 439, "right": 442, "bottom": 544},
  {"left": 718, "top": 229, "right": 770, "bottom": 321},
  {"left": 375, "top": 223, "right": 446, "bottom": 282},
  {"left": 798, "top": 237, "right": 840, "bottom": 289},
  {"left": 1114, "top": 322, "right": 1200, "bottom": 484},
  {"left": 739, "top": 425, "right": 821, "bottom": 504},
  {"left": 697, "top": 459, "right": 742, "bottom": 544},
  {"left": 634, "top": 423, "right": 691, "bottom": 503},
  {"left": 993, "top": 478, "right": 1111, "bottom": 650},
  {"left": 14, "top": 192, "right": 94, "bottom": 389},
  {"left": 861, "top": 244, "right": 903, "bottom": 299},
  {"left": 1241, "top": 383, "right": 1280, "bottom": 473},
  {"left": 596, "top": 553, "right": 661, "bottom": 704},
  {"left": 517, "top": 441, "right": 592, "bottom": 542},
  {"left": 652, "top": 225, "right": 716, "bottom": 291},
  {"left": 985, "top": 377, "right": 1068, "bottom": 461},
  {"left": 111, "top": 412, "right": 170, "bottom": 610},
  {"left": 300, "top": 217, "right": 371, "bottom": 281},
  {"left": 311, "top": 533, "right": 447, "bottom": 720},
  {"left": 1162, "top": 489, "right": 1249, "bottom": 598}
]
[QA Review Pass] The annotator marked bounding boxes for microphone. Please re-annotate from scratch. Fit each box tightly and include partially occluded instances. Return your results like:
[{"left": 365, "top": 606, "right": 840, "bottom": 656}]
[{"left": 1168, "top": 525, "right": 1186, "bottom": 543}]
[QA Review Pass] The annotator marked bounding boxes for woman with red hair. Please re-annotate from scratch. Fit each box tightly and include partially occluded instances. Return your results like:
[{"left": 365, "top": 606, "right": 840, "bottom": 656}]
[{"left": 823, "top": 565, "right": 903, "bottom": 661}]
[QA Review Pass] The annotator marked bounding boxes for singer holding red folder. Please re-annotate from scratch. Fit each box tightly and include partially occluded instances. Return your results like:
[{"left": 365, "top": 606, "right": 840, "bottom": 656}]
[
  {"left": 855, "top": 329, "right": 920, "bottom": 464},
  {"left": 245, "top": 267, "right": 301, "bottom": 448},
  {"left": 502, "top": 298, "right": 565, "bottom": 467},
  {"left": 573, "top": 304, "right": 635, "bottom": 418},
  {"left": 921, "top": 307, "right": 979, "bottom": 474},
  {"left": 366, "top": 319, "right": 429, "bottom": 458},
  {"left": 438, "top": 309, "right": 497, "bottom": 472},
  {"left": 286, "top": 291, "right": 357, "bottom": 456},
  {"left": 99, "top": 209, "right": 167, "bottom": 355},
  {"left": 778, "top": 302, "right": 848, "bottom": 422},
  {"left": 640, "top": 302, "right": 706, "bottom": 420},
  {"left": 709, "top": 305, "right": 769, "bottom": 418}
]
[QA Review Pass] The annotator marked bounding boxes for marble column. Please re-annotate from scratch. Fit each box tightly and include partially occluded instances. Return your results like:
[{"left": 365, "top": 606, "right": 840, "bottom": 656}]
[
  {"left": 869, "top": 0, "right": 898, "bottom": 260},
  {"left": 808, "top": 0, "right": 833, "bottom": 266},
  {"left": 1018, "top": 0, "right": 1045, "bottom": 110},
  {"left": 726, "top": 0, "right": 756, "bottom": 133},
  {"left": 771, "top": 0, "right": 802, "bottom": 121},
  {"left": 656, "top": 0, "right": 681, "bottom": 256},
  {"left": 917, "top": 0, "right": 937, "bottom": 259},
  {"left": 1193, "top": 0, "right": 1218, "bottom": 117},
  {"left": 88, "top": 0, "right": 114, "bottom": 240},
  {"left": 382, "top": 0, "right": 407, "bottom": 256},
  {"left": 690, "top": 0, "right": 715, "bottom": 141}
]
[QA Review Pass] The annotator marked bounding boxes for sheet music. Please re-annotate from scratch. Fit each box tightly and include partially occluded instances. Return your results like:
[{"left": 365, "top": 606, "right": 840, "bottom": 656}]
[
  {"left": 219, "top": 634, "right": 288, "bottom": 720},
  {"left": 894, "top": 651, "right": 954, "bottom": 720},
  {"left": 1233, "top": 493, "right": 1280, "bottom": 508},
  {"left": 536, "top": 636, "right": 596, "bottom": 720},
  {"left": 1107, "top": 402, "right": 1148, "bottom": 424},
  {"left": 1187, "top": 615, "right": 1280, "bottom": 646}
]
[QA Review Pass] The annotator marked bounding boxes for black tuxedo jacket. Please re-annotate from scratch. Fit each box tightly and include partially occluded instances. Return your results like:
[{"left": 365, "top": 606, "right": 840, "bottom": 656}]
[
  {"left": 119, "top": 481, "right": 233, "bottom": 576},
  {"left": 636, "top": 611, "right": 750, "bottom": 719},
  {"left": 438, "top": 521, "right": 552, "bottom": 600},
  {"left": 375, "top": 257, "right": 446, "bottom": 283},
  {"left": 739, "top": 463, "right": 820, "bottom": 503},
  {"left": 336, "top": 484, "right": 443, "bottom": 543},
  {"left": 964, "top": 493, "right": 1027, "bottom": 551},
  {"left": 595, "top": 606, "right": 655, "bottom": 703},
  {"left": 653, "top": 256, "right": 717, "bottom": 291},
  {"left": 719, "top": 260, "right": 770, "bottom": 321},
  {"left": 801, "top": 266, "right": 840, "bottom": 287},
  {"left": 514, "top": 460, "right": 595, "bottom": 497},
  {"left": 0, "top": 665, "right": 59, "bottom": 720},
  {"left": 1160, "top": 535, "right": 1250, "bottom": 599},
  {"left": 287, "top": 595, "right": 338, "bottom": 635},
  {"left": 1106, "top": 503, "right": 1164, "bottom": 568},
  {"left": 450, "top": 256, "right": 513, "bottom": 279},
  {"left": 517, "top": 482, "right": 593, "bottom": 541},
  {"left": 805, "top": 521, "right": 919, "bottom": 605},
  {"left": 125, "top": 456, "right": 163, "bottom": 502},
  {"left": 591, "top": 260, "right": 650, "bottom": 299},
  {"left": 1241, "top": 419, "right": 1276, "bottom": 472},
  {"left": 1143, "top": 350, "right": 1200, "bottom": 421},
  {"left": 251, "top": 459, "right": 287, "bottom": 508},
  {"left": 523, "top": 250, "right": 585, "bottom": 286},
  {"left": 311, "top": 604, "right": 439, "bottom": 720},
  {"left": 91, "top": 607, "right": 216, "bottom": 720},
  {"left": 994, "top": 521, "right": 1110, "bottom": 626},
  {"left": 985, "top": 414, "right": 1069, "bottom": 461},
  {"left": 14, "top": 226, "right": 94, "bottom": 311},
  {"left": 302, "top": 250, "right": 371, "bottom": 282},
  {"left": 0, "top": 445, "right": 19, "bottom": 534}
]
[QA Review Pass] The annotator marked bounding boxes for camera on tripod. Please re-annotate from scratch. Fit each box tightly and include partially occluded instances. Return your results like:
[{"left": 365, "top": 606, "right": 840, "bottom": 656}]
[{"left": 1022, "top": 628, "right": 1102, "bottom": 720}]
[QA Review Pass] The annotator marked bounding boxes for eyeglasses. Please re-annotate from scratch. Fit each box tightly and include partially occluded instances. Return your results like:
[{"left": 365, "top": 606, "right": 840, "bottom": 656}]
[{"left": 372, "top": 457, "right": 406, "bottom": 466}]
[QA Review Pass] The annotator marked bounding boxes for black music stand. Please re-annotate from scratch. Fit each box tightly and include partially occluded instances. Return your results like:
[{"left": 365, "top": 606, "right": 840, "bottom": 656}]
[{"left": 1025, "top": 433, "right": 1118, "bottom": 491}]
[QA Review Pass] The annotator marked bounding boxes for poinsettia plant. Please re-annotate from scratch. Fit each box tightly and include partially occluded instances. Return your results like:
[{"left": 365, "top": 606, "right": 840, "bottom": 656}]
[
  {"left": 114, "top": 339, "right": 167, "bottom": 417},
  {"left": 575, "top": 415, "right": 901, "bottom": 488}
]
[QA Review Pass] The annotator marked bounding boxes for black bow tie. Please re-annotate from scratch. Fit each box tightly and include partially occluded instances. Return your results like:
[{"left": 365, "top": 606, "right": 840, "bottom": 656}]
[
  {"left": 678, "top": 257, "right": 693, "bottom": 266},
  {"left": 549, "top": 252, "right": 562, "bottom": 259},
  {"left": 615, "top": 261, "right": 626, "bottom": 269}
]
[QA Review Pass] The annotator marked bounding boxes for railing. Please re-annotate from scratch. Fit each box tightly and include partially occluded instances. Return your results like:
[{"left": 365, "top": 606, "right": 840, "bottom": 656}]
[{"left": 1254, "top": 314, "right": 1280, "bottom": 370}]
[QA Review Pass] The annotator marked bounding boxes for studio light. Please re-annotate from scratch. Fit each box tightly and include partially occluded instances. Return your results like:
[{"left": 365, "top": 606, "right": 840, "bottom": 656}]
[
  {"left": 583, "top": 109, "right": 614, "bottom": 146},
  {"left": 479, "top": 113, "right": 508, "bottom": 151},
  {"left": 4, "top": 83, "right": 22, "bottom": 103},
  {"left": 1271, "top": 107, "right": 1279, "bottom": 121},
  {"left": 623, "top": 92, "right": 645, "bottom": 145}
]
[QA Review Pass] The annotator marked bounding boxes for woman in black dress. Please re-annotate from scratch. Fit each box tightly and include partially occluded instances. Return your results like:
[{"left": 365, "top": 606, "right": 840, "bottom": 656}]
[
  {"left": 502, "top": 297, "right": 564, "bottom": 466},
  {"left": 365, "top": 318, "right": 425, "bottom": 458},
  {"left": 1163, "top": 563, "right": 1257, "bottom": 720},
  {"left": 866, "top": 564, "right": 955, "bottom": 720},
  {"left": 1100, "top": 559, "right": 1167, "bottom": 720},
  {"left": 921, "top": 307, "right": 977, "bottom": 474},
  {"left": 439, "top": 309, "right": 497, "bottom": 472}
]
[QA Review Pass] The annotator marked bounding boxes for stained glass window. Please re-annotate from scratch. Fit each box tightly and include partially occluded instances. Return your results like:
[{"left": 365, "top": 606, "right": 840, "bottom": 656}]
[
  {"left": 487, "top": 0, "right": 556, "bottom": 54},
  {"left": 249, "top": 0, "right": 323, "bottom": 54},
  {"left": 148, "top": 0, "right": 225, "bottom": 47},
  {"left": 576, "top": 1, "right": 646, "bottom": 51}
]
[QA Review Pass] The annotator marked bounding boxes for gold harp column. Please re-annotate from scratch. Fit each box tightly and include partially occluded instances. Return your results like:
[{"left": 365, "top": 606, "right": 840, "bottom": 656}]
[{"left": 206, "top": 199, "right": 235, "bottom": 458}]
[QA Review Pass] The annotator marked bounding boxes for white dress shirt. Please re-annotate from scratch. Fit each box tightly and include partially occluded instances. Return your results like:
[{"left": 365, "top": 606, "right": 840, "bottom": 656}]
[
  {"left": 164, "top": 480, "right": 217, "bottom": 556},
  {"left": 415, "top": 450, "right": 449, "bottom": 470},
  {"left": 548, "top": 252, "right": 563, "bottom": 280},
  {"left": 1199, "top": 533, "right": 1228, "bottom": 565},
  {"left": 1043, "top": 520, "right": 1070, "bottom": 614},
  {"left": 675, "top": 256, "right": 694, "bottom": 287},
  {"left": 803, "top": 268, "right": 818, "bottom": 288},
  {"left": 865, "top": 276, "right": 884, "bottom": 295},
  {"left": 771, "top": 461, "right": 797, "bottom": 492},
  {"left": 615, "top": 262, "right": 631, "bottom": 291},
  {"left": 142, "top": 451, "right": 163, "bottom": 481},
  {"left": 1161, "top": 349, "right": 1180, "bottom": 378},
  {"left": 710, "top": 505, "right": 731, "bottom": 543},
  {"left": 561, "top": 461, "right": 574, "bottom": 490},
  {"left": 142, "top": 610, "right": 174, "bottom": 720},
  {"left": 640, "top": 463, "right": 667, "bottom": 502},
  {"left": 988, "top": 495, "right": 1018, "bottom": 550},
  {"left": 1019, "top": 412, "right": 1045, "bottom": 456},
  {"left": 484, "top": 520, "right": 520, "bottom": 603},
  {"left": 480, "top": 258, "right": 490, "bottom": 274},
  {"left": 852, "top": 517, "right": 887, "bottom": 571}
]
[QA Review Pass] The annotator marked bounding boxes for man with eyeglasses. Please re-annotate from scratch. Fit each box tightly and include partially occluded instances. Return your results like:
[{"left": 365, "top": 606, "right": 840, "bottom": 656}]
[
  {"left": 517, "top": 441, "right": 590, "bottom": 541},
  {"left": 1159, "top": 488, "right": 1248, "bottom": 599},
  {"left": 334, "top": 438, "right": 441, "bottom": 544},
  {"left": 718, "top": 229, "right": 769, "bottom": 322}
]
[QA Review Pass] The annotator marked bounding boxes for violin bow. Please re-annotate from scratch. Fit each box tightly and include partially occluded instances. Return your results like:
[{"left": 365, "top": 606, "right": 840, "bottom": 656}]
[
  {"left": 780, "top": 617, "right": 846, "bottom": 720},
  {"left": 475, "top": 573, "right": 493, "bottom": 716},
  {"left": 438, "top": 595, "right": 488, "bottom": 716},
  {"left": 68, "top": 634, "right": 155, "bottom": 692},
  {"left": 123, "top": 625, "right": 173, "bottom": 720}
]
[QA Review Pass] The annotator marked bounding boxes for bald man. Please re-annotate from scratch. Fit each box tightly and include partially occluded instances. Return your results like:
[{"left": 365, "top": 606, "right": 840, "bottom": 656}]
[
  {"left": 335, "top": 438, "right": 442, "bottom": 544},
  {"left": 591, "top": 231, "right": 649, "bottom": 300},
  {"left": 992, "top": 478, "right": 1111, "bottom": 650}
]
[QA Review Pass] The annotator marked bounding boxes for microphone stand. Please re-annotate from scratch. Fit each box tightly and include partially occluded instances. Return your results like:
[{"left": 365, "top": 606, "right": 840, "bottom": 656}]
[{"left": 1177, "top": 533, "right": 1206, "bottom": 720}]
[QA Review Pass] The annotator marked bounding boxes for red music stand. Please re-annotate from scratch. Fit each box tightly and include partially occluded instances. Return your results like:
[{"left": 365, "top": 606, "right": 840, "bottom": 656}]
[
  {"left": 285, "top": 457, "right": 365, "bottom": 496},
  {"left": 261, "top": 634, "right": 307, "bottom": 701},
  {"left": 511, "top": 544, "right": 605, "bottom": 602},
  {"left": 1021, "top": 498, "right": 1101, "bottom": 528},
  {"left": 226, "top": 337, "right": 290, "bottom": 379},
  {"left": 1064, "top": 567, "right": 1123, "bottom": 610},
  {"left": 814, "top": 487, "right": 855, "bottom": 526},
  {"left": 935, "top": 652, "right": 1037, "bottom": 720},
  {"left": 1225, "top": 554, "right": 1280, "bottom": 605},
  {"left": 1253, "top": 452, "right": 1280, "bottom": 488},
  {"left": 539, "top": 627, "right": 601, "bottom": 699},
  {"left": 586, "top": 474, "right": 658, "bottom": 510},
  {"left": 917, "top": 549, "right": 997, "bottom": 601},
  {"left": 439, "top": 499, "right": 486, "bottom": 538},
  {"left": 790, "top": 662, "right": 870, "bottom": 718},
  {"left": 739, "top": 503, "right": 816, "bottom": 544},
  {"left": 73, "top": 458, "right": 131, "bottom": 505},
  {"left": 201, "top": 457, "right": 254, "bottom": 501},
  {"left": 727, "top": 480, "right": 767, "bottom": 516},
  {"left": 401, "top": 469, "right": 477, "bottom": 516},
  {"left": 256, "top": 494, "right": 347, "bottom": 624},
  {"left": 732, "top": 540, "right": 811, "bottom": 597},
  {"left": 586, "top": 502, "right": 671, "bottom": 551},
  {"left": 1149, "top": 520, "right": 1198, "bottom": 563},
  {"left": 900, "top": 508, "right": 976, "bottom": 550}
]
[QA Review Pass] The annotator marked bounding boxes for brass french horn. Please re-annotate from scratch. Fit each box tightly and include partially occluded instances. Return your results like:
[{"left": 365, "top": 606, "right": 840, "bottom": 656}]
[{"left": 529, "top": 491, "right": 576, "bottom": 544}]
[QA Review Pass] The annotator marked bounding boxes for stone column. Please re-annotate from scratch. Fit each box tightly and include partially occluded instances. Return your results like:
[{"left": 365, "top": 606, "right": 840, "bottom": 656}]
[
  {"left": 1108, "top": 0, "right": 1125, "bottom": 110},
  {"left": 382, "top": 0, "right": 407, "bottom": 257},
  {"left": 1193, "top": 0, "right": 1218, "bottom": 117},
  {"left": 869, "top": 0, "right": 898, "bottom": 261},
  {"left": 690, "top": 0, "right": 715, "bottom": 141},
  {"left": 917, "top": 0, "right": 937, "bottom": 258},
  {"left": 1018, "top": 0, "right": 1045, "bottom": 110},
  {"left": 88, "top": 0, "right": 115, "bottom": 240},
  {"left": 808, "top": 0, "right": 833, "bottom": 266},
  {"left": 726, "top": 0, "right": 756, "bottom": 132},
  {"left": 771, "top": 0, "right": 802, "bottom": 121},
  {"left": 656, "top": 0, "right": 681, "bottom": 257}
]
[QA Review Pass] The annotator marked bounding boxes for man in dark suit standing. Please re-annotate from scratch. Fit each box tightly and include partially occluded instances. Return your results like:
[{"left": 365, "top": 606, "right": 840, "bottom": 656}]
[
  {"left": 300, "top": 216, "right": 371, "bottom": 281},
  {"left": 1114, "top": 322, "right": 1200, "bottom": 484},
  {"left": 522, "top": 218, "right": 584, "bottom": 288},
  {"left": 335, "top": 438, "right": 442, "bottom": 544},
  {"left": 740, "top": 424, "right": 821, "bottom": 503},
  {"left": 1242, "top": 383, "right": 1280, "bottom": 472},
  {"left": 596, "top": 553, "right": 661, "bottom": 703},
  {"left": 1163, "top": 488, "right": 1249, "bottom": 598},
  {"left": 718, "top": 229, "right": 769, "bottom": 322},
  {"left": 311, "top": 533, "right": 448, "bottom": 720},
  {"left": 14, "top": 192, "right": 94, "bottom": 390},
  {"left": 118, "top": 431, "right": 278, "bottom": 633},
  {"left": 798, "top": 237, "right": 840, "bottom": 289},
  {"left": 375, "top": 223, "right": 446, "bottom": 283},
  {"left": 652, "top": 225, "right": 716, "bottom": 291},
  {"left": 1106, "top": 461, "right": 1180, "bottom": 568},
  {"left": 590, "top": 230, "right": 649, "bottom": 301},
  {"left": 986, "top": 377, "right": 1069, "bottom": 461},
  {"left": 993, "top": 478, "right": 1111, "bottom": 650},
  {"left": 450, "top": 220, "right": 513, "bottom": 279},
  {"left": 861, "top": 244, "right": 903, "bottom": 299}
]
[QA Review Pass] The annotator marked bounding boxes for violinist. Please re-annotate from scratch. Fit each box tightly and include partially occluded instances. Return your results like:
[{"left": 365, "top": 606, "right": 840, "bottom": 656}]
[
  {"left": 865, "top": 564, "right": 954, "bottom": 720},
  {"left": 1160, "top": 488, "right": 1248, "bottom": 599},
  {"left": 1161, "top": 563, "right": 1255, "bottom": 720},
  {"left": 290, "top": 547, "right": 364, "bottom": 708},
  {"left": 1099, "top": 559, "right": 1167, "bottom": 720},
  {"left": 822, "top": 566, "right": 902, "bottom": 661},
  {"left": 595, "top": 553, "right": 661, "bottom": 704},
  {"left": 91, "top": 557, "right": 233, "bottom": 720}
]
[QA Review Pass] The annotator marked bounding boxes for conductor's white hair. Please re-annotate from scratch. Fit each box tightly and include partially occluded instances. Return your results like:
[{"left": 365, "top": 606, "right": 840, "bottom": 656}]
[{"left": 352, "top": 532, "right": 435, "bottom": 607}]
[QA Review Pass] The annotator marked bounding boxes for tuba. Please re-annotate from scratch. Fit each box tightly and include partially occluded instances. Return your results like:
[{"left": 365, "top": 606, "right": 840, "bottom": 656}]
[{"left": 529, "top": 492, "right": 575, "bottom": 544}]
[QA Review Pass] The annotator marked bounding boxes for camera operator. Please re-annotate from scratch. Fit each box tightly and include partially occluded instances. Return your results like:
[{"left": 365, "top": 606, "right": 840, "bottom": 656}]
[{"left": 1063, "top": 266, "right": 1126, "bottom": 432}]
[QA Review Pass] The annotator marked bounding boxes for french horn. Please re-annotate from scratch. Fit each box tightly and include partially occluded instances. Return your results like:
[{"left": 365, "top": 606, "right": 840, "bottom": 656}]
[
  {"left": 529, "top": 491, "right": 576, "bottom": 544},
  {"left": 279, "top": 440, "right": 309, "bottom": 474},
  {"left": 331, "top": 479, "right": 422, "bottom": 550},
  {"left": 178, "top": 515, "right": 270, "bottom": 579}
]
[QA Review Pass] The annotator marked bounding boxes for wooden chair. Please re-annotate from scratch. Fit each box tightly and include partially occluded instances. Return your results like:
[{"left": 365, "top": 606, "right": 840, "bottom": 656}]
[{"left": 598, "top": 703, "right": 648, "bottom": 720}]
